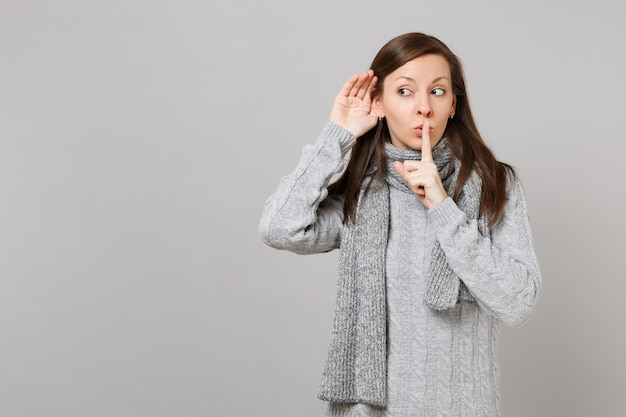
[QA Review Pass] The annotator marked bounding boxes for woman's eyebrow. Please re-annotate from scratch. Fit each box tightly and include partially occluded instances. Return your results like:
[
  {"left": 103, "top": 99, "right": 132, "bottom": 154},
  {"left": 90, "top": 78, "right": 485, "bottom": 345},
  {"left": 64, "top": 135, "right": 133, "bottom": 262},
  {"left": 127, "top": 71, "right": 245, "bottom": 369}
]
[{"left": 394, "top": 75, "right": 450, "bottom": 83}]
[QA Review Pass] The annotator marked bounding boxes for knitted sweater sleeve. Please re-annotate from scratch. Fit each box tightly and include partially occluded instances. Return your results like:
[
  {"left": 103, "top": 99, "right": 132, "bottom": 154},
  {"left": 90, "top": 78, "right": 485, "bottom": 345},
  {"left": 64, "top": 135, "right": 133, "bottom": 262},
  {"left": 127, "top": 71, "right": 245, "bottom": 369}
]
[
  {"left": 427, "top": 177, "right": 541, "bottom": 327},
  {"left": 259, "top": 123, "right": 355, "bottom": 254}
]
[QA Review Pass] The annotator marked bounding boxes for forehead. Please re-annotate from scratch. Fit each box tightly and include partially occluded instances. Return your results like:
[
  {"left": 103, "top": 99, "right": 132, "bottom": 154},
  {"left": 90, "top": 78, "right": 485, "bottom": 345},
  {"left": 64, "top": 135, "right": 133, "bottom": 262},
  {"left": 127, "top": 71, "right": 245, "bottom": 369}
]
[{"left": 387, "top": 54, "right": 451, "bottom": 83}]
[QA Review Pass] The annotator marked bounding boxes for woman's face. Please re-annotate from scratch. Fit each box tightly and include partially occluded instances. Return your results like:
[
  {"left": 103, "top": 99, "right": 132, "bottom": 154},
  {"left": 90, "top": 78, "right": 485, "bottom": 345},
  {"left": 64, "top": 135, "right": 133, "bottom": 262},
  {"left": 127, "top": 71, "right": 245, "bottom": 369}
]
[{"left": 374, "top": 54, "right": 456, "bottom": 150}]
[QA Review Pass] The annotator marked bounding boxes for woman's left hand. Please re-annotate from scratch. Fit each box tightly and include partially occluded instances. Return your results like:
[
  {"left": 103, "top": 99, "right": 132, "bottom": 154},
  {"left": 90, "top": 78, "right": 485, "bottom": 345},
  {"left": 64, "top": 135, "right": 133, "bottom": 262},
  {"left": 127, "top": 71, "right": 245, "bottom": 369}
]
[{"left": 393, "top": 120, "right": 448, "bottom": 209}]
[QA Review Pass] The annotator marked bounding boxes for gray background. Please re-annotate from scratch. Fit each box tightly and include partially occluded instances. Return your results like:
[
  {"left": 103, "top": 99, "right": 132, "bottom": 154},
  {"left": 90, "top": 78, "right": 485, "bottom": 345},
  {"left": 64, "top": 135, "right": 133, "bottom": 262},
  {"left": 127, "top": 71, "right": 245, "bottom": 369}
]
[{"left": 1, "top": 0, "right": 625, "bottom": 416}]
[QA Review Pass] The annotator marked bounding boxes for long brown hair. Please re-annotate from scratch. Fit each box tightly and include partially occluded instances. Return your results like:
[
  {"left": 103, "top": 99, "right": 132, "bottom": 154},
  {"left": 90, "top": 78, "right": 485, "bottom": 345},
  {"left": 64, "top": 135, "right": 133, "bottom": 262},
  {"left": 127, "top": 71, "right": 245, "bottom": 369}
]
[{"left": 328, "top": 32, "right": 514, "bottom": 228}]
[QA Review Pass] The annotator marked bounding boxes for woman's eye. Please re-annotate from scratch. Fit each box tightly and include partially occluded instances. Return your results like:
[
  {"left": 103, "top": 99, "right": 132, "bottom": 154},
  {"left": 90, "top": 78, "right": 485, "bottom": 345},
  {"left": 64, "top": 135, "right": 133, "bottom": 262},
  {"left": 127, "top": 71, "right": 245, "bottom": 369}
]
[
  {"left": 398, "top": 88, "right": 412, "bottom": 96},
  {"left": 431, "top": 87, "right": 445, "bottom": 96}
]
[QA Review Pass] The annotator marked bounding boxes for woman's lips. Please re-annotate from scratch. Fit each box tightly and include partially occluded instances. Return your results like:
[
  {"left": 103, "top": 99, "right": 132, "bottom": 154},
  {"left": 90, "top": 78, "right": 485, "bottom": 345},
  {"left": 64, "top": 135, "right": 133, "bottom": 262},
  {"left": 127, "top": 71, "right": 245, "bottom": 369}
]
[{"left": 413, "top": 125, "right": 434, "bottom": 137}]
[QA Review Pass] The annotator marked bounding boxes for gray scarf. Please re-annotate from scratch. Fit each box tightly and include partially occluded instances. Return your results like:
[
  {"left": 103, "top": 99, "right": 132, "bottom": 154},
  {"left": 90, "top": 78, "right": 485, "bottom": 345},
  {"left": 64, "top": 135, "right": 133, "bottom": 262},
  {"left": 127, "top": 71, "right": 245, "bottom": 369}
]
[{"left": 318, "top": 138, "right": 487, "bottom": 407}]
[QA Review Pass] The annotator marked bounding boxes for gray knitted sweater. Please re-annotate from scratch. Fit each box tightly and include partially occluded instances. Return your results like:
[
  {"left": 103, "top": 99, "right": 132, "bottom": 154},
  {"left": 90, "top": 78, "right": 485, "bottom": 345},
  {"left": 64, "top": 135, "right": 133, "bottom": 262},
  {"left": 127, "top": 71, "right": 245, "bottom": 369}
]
[{"left": 259, "top": 123, "right": 541, "bottom": 417}]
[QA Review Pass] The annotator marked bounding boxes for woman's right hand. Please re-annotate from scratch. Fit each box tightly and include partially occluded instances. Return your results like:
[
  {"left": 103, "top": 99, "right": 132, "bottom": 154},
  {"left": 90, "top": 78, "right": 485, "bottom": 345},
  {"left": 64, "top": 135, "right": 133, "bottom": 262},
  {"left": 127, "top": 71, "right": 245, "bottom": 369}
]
[{"left": 329, "top": 70, "right": 380, "bottom": 138}]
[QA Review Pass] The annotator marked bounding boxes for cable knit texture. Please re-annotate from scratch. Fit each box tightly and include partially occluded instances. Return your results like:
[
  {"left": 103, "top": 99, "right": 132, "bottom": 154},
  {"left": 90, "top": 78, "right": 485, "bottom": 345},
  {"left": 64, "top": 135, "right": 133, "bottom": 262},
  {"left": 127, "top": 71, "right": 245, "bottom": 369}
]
[
  {"left": 259, "top": 123, "right": 541, "bottom": 417},
  {"left": 384, "top": 141, "right": 483, "bottom": 310},
  {"left": 317, "top": 139, "right": 485, "bottom": 406}
]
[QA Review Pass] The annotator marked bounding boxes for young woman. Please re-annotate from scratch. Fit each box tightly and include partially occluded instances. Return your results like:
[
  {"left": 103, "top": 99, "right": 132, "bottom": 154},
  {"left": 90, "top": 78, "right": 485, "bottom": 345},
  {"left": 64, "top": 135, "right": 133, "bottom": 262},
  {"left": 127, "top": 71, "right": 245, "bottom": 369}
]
[{"left": 259, "top": 32, "right": 541, "bottom": 417}]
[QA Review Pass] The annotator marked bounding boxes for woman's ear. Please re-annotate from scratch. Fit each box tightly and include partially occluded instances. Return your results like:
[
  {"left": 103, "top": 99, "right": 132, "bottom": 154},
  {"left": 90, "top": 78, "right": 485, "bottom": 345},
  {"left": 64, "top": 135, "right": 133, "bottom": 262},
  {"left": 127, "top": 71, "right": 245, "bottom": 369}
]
[{"left": 373, "top": 96, "right": 384, "bottom": 119}]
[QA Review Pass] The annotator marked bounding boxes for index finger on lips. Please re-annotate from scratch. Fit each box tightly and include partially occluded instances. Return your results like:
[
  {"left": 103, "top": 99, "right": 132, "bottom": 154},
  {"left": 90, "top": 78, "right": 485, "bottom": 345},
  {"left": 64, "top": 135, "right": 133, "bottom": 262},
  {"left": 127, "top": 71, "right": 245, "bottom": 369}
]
[{"left": 421, "top": 119, "right": 433, "bottom": 162}]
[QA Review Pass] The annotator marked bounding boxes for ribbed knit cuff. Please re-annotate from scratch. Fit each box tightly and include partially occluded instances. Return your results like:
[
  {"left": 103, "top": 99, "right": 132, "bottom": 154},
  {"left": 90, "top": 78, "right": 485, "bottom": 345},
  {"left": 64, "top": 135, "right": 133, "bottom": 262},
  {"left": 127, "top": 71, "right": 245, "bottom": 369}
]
[
  {"left": 321, "top": 122, "right": 357, "bottom": 154},
  {"left": 428, "top": 196, "right": 466, "bottom": 232},
  {"left": 323, "top": 407, "right": 353, "bottom": 417},
  {"left": 321, "top": 401, "right": 384, "bottom": 417}
]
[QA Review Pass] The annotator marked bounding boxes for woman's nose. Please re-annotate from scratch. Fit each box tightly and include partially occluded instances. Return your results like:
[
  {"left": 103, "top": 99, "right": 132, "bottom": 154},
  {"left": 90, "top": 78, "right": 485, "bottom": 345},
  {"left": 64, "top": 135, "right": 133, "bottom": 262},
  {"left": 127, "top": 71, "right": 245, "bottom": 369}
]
[{"left": 416, "top": 94, "right": 432, "bottom": 117}]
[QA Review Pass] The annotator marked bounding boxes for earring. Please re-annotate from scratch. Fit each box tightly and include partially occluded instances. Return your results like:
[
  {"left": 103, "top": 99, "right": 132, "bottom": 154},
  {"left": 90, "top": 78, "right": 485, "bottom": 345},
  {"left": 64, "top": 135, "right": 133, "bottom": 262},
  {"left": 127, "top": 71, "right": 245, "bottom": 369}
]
[{"left": 450, "top": 112, "right": 455, "bottom": 120}]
